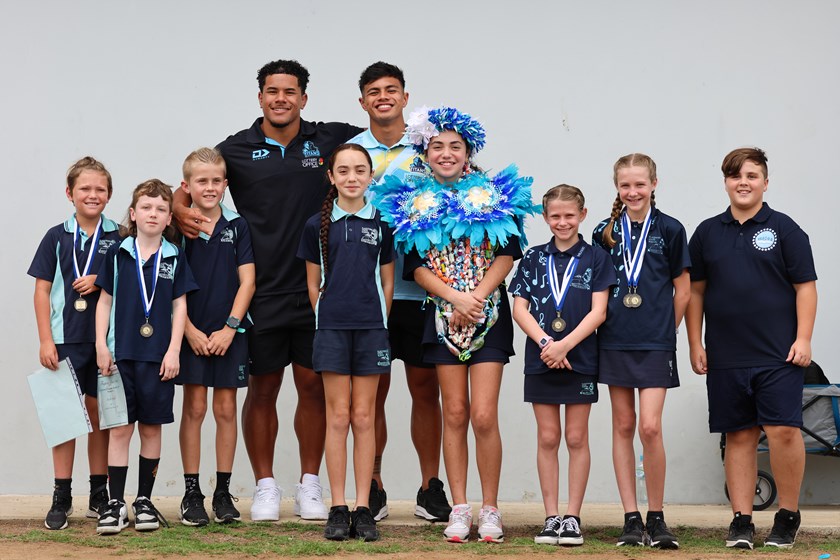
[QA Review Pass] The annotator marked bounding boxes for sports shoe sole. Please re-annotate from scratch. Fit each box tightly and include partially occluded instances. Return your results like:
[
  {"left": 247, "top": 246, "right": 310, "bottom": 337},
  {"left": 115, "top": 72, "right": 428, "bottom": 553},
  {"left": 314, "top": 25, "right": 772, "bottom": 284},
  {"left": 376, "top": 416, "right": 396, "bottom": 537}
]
[
  {"left": 179, "top": 514, "right": 209, "bottom": 527},
  {"left": 96, "top": 517, "right": 127, "bottom": 535},
  {"left": 534, "top": 535, "right": 558, "bottom": 545},
  {"left": 251, "top": 511, "right": 280, "bottom": 522},
  {"left": 479, "top": 534, "right": 504, "bottom": 543},
  {"left": 651, "top": 539, "right": 679, "bottom": 549},
  {"left": 726, "top": 539, "right": 754, "bottom": 550},
  {"left": 414, "top": 505, "right": 448, "bottom": 522},
  {"left": 135, "top": 521, "right": 160, "bottom": 531},
  {"left": 445, "top": 534, "right": 469, "bottom": 543},
  {"left": 558, "top": 536, "right": 584, "bottom": 546},
  {"left": 764, "top": 541, "right": 795, "bottom": 549},
  {"left": 214, "top": 513, "right": 241, "bottom": 523},
  {"left": 373, "top": 504, "right": 389, "bottom": 522}
]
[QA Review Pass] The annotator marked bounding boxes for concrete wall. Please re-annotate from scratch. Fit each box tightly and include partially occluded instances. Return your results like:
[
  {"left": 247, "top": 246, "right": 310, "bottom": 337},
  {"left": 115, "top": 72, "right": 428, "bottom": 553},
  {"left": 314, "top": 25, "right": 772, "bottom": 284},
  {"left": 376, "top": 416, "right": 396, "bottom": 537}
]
[{"left": 3, "top": 0, "right": 838, "bottom": 505}]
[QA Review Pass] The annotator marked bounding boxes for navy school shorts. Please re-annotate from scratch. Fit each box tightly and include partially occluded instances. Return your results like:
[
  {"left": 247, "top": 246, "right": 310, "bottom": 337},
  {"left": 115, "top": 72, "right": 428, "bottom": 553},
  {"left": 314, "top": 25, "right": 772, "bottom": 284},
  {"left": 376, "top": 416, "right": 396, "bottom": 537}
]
[
  {"left": 115, "top": 359, "right": 175, "bottom": 425},
  {"left": 598, "top": 349, "right": 679, "bottom": 389},
  {"left": 525, "top": 369, "right": 599, "bottom": 404},
  {"left": 177, "top": 332, "right": 249, "bottom": 388},
  {"left": 313, "top": 329, "right": 391, "bottom": 376},
  {"left": 706, "top": 364, "right": 804, "bottom": 433},
  {"left": 58, "top": 343, "right": 98, "bottom": 398}
]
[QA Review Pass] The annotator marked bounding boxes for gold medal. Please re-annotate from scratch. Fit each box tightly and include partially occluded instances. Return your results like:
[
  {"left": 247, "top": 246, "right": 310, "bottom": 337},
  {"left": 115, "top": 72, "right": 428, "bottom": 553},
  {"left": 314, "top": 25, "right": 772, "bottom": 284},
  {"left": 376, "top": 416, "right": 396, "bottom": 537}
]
[
  {"left": 623, "top": 292, "right": 643, "bottom": 308},
  {"left": 140, "top": 322, "right": 154, "bottom": 338},
  {"left": 551, "top": 313, "right": 566, "bottom": 333},
  {"left": 74, "top": 298, "right": 87, "bottom": 312},
  {"left": 631, "top": 293, "right": 642, "bottom": 307}
]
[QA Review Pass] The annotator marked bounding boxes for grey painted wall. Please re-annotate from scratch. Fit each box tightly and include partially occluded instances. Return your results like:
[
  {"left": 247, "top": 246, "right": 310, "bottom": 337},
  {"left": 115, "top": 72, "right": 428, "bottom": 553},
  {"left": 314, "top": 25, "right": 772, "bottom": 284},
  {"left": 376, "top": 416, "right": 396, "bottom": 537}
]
[{"left": 3, "top": 0, "right": 838, "bottom": 505}]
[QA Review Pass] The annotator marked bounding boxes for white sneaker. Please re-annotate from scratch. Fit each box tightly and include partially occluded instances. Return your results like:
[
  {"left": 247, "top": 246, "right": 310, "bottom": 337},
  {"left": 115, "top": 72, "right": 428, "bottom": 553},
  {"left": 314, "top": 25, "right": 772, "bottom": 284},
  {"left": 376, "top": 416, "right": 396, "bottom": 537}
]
[
  {"left": 478, "top": 505, "right": 504, "bottom": 543},
  {"left": 250, "top": 484, "right": 282, "bottom": 521},
  {"left": 294, "top": 473, "right": 328, "bottom": 520},
  {"left": 444, "top": 503, "right": 472, "bottom": 543}
]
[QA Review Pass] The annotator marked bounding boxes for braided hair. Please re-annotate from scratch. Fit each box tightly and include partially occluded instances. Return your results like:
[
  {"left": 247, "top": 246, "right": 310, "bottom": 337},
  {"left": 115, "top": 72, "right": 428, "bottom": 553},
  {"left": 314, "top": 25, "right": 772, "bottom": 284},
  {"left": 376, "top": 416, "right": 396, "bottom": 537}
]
[
  {"left": 603, "top": 153, "right": 657, "bottom": 248},
  {"left": 317, "top": 143, "right": 374, "bottom": 298}
]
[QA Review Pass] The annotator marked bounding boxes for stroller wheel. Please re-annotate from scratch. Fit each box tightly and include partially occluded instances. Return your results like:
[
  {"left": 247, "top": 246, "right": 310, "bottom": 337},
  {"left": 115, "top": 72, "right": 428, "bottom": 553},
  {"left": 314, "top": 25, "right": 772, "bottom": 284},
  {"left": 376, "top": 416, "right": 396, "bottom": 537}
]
[{"left": 723, "top": 470, "right": 777, "bottom": 511}]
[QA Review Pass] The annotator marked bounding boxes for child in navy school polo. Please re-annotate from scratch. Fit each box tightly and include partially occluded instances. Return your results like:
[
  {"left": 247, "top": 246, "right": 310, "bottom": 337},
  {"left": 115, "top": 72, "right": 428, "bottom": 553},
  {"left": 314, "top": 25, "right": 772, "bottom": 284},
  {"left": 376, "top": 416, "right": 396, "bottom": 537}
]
[
  {"left": 182, "top": 205, "right": 255, "bottom": 337},
  {"left": 510, "top": 235, "right": 616, "bottom": 375},
  {"left": 95, "top": 237, "right": 198, "bottom": 362},
  {"left": 28, "top": 215, "right": 122, "bottom": 344},
  {"left": 689, "top": 203, "right": 817, "bottom": 368},
  {"left": 592, "top": 207, "right": 691, "bottom": 352},
  {"left": 297, "top": 201, "right": 394, "bottom": 329}
]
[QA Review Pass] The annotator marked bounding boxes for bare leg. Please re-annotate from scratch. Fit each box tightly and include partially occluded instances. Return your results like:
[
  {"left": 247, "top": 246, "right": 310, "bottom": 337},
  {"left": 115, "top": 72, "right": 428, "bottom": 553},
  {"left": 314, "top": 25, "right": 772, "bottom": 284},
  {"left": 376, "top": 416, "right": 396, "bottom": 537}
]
[
  {"left": 638, "top": 387, "right": 667, "bottom": 511},
  {"left": 533, "top": 403, "right": 562, "bottom": 517},
  {"left": 406, "top": 365, "right": 442, "bottom": 488},
  {"left": 180, "top": 384, "right": 208, "bottom": 474},
  {"left": 763, "top": 425, "right": 805, "bottom": 512},
  {"left": 213, "top": 388, "right": 238, "bottom": 472},
  {"left": 322, "top": 373, "right": 351, "bottom": 507},
  {"left": 138, "top": 423, "right": 162, "bottom": 459},
  {"left": 468, "top": 362, "right": 503, "bottom": 508},
  {"left": 564, "top": 403, "right": 592, "bottom": 517},
  {"left": 242, "top": 370, "right": 283, "bottom": 480},
  {"left": 351, "top": 375, "right": 381, "bottom": 509},
  {"left": 108, "top": 424, "right": 135, "bottom": 466},
  {"left": 372, "top": 373, "right": 390, "bottom": 488},
  {"left": 609, "top": 386, "right": 638, "bottom": 513},
  {"left": 85, "top": 395, "right": 109, "bottom": 475},
  {"left": 292, "top": 363, "right": 326, "bottom": 478},
  {"left": 52, "top": 439, "right": 76, "bottom": 479},
  {"left": 724, "top": 427, "right": 761, "bottom": 515},
  {"left": 436, "top": 364, "right": 470, "bottom": 504}
]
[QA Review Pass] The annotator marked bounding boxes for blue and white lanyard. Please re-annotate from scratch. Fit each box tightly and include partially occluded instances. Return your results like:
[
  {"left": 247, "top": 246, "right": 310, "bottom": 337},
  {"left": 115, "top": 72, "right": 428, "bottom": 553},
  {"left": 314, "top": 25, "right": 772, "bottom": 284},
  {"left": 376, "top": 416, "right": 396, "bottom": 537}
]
[
  {"left": 620, "top": 208, "right": 652, "bottom": 291},
  {"left": 547, "top": 251, "right": 580, "bottom": 316},
  {"left": 134, "top": 239, "right": 162, "bottom": 323},
  {"left": 72, "top": 217, "right": 102, "bottom": 279}
]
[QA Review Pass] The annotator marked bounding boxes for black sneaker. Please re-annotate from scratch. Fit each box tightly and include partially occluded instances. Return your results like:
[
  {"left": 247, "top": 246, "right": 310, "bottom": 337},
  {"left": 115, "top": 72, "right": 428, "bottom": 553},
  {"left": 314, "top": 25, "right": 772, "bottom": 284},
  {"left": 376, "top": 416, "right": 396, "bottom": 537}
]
[
  {"left": 368, "top": 479, "right": 388, "bottom": 521},
  {"left": 45, "top": 489, "right": 72, "bottom": 530},
  {"left": 212, "top": 491, "right": 241, "bottom": 523},
  {"left": 179, "top": 490, "right": 209, "bottom": 527},
  {"left": 616, "top": 513, "right": 646, "bottom": 546},
  {"left": 558, "top": 515, "right": 584, "bottom": 546},
  {"left": 534, "top": 515, "right": 562, "bottom": 545},
  {"left": 324, "top": 505, "right": 351, "bottom": 541},
  {"left": 133, "top": 496, "right": 170, "bottom": 531},
  {"left": 96, "top": 499, "right": 128, "bottom": 535},
  {"left": 350, "top": 506, "right": 380, "bottom": 542},
  {"left": 764, "top": 508, "right": 801, "bottom": 549},
  {"left": 647, "top": 513, "right": 679, "bottom": 549},
  {"left": 87, "top": 484, "right": 109, "bottom": 518},
  {"left": 415, "top": 477, "right": 452, "bottom": 522},
  {"left": 726, "top": 512, "right": 755, "bottom": 549}
]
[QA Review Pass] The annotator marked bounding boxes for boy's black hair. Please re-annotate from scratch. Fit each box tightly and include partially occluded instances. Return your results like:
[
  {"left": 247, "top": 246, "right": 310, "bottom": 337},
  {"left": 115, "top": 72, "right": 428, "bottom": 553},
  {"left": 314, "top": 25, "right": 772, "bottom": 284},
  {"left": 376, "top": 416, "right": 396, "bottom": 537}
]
[
  {"left": 257, "top": 59, "right": 310, "bottom": 94},
  {"left": 358, "top": 61, "right": 405, "bottom": 93}
]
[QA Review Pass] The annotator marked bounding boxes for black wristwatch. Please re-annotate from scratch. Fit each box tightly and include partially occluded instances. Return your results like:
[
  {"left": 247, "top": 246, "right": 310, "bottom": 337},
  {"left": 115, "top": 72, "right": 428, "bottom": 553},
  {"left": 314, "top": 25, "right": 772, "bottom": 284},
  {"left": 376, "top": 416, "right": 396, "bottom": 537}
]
[
  {"left": 225, "top": 316, "right": 241, "bottom": 329},
  {"left": 539, "top": 336, "right": 553, "bottom": 349}
]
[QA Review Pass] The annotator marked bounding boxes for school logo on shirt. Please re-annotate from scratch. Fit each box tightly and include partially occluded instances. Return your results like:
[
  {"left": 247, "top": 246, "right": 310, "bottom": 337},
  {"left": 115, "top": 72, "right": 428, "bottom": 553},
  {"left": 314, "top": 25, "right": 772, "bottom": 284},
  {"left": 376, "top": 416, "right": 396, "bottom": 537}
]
[
  {"left": 377, "top": 349, "right": 390, "bottom": 367},
  {"left": 158, "top": 262, "right": 174, "bottom": 280},
  {"left": 98, "top": 239, "right": 117, "bottom": 254},
  {"left": 580, "top": 382, "right": 595, "bottom": 396},
  {"left": 753, "top": 228, "right": 777, "bottom": 251},
  {"left": 220, "top": 228, "right": 234, "bottom": 244},
  {"left": 361, "top": 227, "right": 379, "bottom": 246},
  {"left": 571, "top": 267, "right": 593, "bottom": 290},
  {"left": 647, "top": 236, "right": 665, "bottom": 255},
  {"left": 252, "top": 149, "right": 269, "bottom": 161},
  {"left": 302, "top": 141, "right": 321, "bottom": 157}
]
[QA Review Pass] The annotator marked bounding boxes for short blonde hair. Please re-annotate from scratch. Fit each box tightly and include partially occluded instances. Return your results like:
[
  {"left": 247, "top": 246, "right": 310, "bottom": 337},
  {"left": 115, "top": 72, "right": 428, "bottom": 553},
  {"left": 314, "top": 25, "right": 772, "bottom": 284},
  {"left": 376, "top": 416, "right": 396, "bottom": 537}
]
[{"left": 182, "top": 147, "right": 226, "bottom": 181}]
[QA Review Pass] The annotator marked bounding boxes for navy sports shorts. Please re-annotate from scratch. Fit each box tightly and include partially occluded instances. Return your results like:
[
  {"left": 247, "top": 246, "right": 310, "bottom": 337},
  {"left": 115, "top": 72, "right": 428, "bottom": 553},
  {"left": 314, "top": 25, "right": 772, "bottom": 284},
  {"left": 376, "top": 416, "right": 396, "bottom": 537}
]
[
  {"left": 388, "top": 299, "right": 435, "bottom": 369},
  {"left": 524, "top": 369, "right": 599, "bottom": 404},
  {"left": 248, "top": 292, "right": 315, "bottom": 374},
  {"left": 312, "top": 329, "right": 391, "bottom": 376},
  {"left": 706, "top": 364, "right": 804, "bottom": 433},
  {"left": 598, "top": 350, "right": 679, "bottom": 389},
  {"left": 177, "top": 333, "right": 249, "bottom": 388},
  {"left": 58, "top": 343, "right": 98, "bottom": 398},
  {"left": 116, "top": 359, "right": 175, "bottom": 425}
]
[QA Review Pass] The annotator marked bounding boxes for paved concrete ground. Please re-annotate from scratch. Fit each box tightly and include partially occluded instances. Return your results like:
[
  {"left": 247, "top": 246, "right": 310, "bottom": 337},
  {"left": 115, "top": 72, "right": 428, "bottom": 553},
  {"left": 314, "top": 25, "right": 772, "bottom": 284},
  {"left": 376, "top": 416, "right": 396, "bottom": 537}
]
[{"left": 2, "top": 495, "right": 837, "bottom": 530}]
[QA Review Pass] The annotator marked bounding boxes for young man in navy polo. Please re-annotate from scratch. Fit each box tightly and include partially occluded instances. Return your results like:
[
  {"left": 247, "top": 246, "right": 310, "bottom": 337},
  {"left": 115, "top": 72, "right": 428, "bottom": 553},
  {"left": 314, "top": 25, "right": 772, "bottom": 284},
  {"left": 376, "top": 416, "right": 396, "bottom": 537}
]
[
  {"left": 686, "top": 147, "right": 817, "bottom": 550},
  {"left": 347, "top": 61, "right": 452, "bottom": 523},
  {"left": 173, "top": 59, "right": 363, "bottom": 521}
]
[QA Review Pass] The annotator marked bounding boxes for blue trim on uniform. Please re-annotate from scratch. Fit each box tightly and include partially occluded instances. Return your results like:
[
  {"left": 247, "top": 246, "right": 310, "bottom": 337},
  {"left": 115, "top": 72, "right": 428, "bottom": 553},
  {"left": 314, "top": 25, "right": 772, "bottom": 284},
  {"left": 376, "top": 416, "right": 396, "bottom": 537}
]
[
  {"left": 264, "top": 136, "right": 285, "bottom": 157},
  {"left": 117, "top": 236, "right": 179, "bottom": 259},
  {"left": 331, "top": 200, "right": 376, "bottom": 221}
]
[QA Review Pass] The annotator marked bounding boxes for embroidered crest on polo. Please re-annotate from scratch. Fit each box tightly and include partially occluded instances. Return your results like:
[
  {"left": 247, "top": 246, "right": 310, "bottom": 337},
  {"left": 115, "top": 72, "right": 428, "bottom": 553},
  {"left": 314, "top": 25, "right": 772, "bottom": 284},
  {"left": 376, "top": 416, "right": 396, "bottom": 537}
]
[
  {"left": 302, "top": 141, "right": 321, "bottom": 157},
  {"left": 221, "top": 228, "right": 234, "bottom": 244},
  {"left": 752, "top": 228, "right": 777, "bottom": 251}
]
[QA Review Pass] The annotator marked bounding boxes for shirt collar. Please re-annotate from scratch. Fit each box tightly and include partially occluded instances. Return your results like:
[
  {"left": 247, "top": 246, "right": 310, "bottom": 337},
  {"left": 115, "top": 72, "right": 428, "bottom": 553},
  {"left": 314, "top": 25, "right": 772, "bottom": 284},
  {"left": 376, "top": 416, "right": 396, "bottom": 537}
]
[
  {"left": 331, "top": 200, "right": 376, "bottom": 222},
  {"left": 197, "top": 204, "right": 240, "bottom": 241},
  {"left": 544, "top": 235, "right": 585, "bottom": 256},
  {"left": 721, "top": 202, "right": 771, "bottom": 224},
  {"left": 63, "top": 214, "right": 120, "bottom": 234},
  {"left": 353, "top": 129, "right": 412, "bottom": 150},
  {"left": 119, "top": 236, "right": 179, "bottom": 259}
]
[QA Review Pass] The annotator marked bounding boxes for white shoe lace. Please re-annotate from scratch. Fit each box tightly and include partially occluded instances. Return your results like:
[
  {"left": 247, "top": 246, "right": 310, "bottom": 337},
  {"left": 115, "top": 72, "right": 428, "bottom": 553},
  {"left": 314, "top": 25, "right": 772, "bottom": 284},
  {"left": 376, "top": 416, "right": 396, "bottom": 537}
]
[
  {"left": 560, "top": 516, "right": 580, "bottom": 534},
  {"left": 298, "top": 480, "right": 323, "bottom": 504},
  {"left": 479, "top": 506, "right": 502, "bottom": 530},
  {"left": 543, "top": 515, "right": 563, "bottom": 532},
  {"left": 448, "top": 504, "right": 472, "bottom": 528},
  {"left": 254, "top": 485, "right": 280, "bottom": 505}
]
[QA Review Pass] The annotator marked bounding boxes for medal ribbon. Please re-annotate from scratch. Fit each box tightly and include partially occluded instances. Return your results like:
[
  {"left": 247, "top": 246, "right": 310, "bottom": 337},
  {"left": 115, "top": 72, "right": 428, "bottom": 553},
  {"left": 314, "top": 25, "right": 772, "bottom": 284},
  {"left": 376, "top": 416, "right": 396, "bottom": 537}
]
[
  {"left": 547, "top": 246, "right": 583, "bottom": 316},
  {"left": 620, "top": 208, "right": 653, "bottom": 292},
  {"left": 134, "top": 239, "right": 162, "bottom": 322},
  {"left": 72, "top": 217, "right": 102, "bottom": 279}
]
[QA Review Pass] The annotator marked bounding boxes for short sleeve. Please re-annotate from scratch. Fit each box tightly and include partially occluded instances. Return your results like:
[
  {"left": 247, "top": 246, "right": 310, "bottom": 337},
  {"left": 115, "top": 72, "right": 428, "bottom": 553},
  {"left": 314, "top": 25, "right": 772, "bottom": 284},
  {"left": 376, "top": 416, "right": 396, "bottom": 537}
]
[
  {"left": 496, "top": 238, "right": 523, "bottom": 260},
  {"left": 379, "top": 224, "right": 395, "bottom": 265},
  {"left": 509, "top": 249, "right": 534, "bottom": 298},
  {"left": 688, "top": 224, "right": 707, "bottom": 282},
  {"left": 591, "top": 245, "right": 618, "bottom": 292},
  {"left": 780, "top": 223, "right": 817, "bottom": 284},
  {"left": 172, "top": 251, "right": 199, "bottom": 299},
  {"left": 234, "top": 218, "right": 255, "bottom": 266},
  {"left": 27, "top": 229, "right": 59, "bottom": 281},
  {"left": 666, "top": 220, "right": 691, "bottom": 278},
  {"left": 296, "top": 215, "right": 322, "bottom": 264},
  {"left": 94, "top": 245, "right": 118, "bottom": 295},
  {"left": 403, "top": 249, "right": 424, "bottom": 281}
]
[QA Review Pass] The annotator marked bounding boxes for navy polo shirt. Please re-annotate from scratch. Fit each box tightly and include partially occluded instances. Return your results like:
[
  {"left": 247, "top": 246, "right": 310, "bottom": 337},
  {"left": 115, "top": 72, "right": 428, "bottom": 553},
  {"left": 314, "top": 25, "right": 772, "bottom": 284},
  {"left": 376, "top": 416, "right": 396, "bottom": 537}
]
[
  {"left": 592, "top": 207, "right": 690, "bottom": 351},
  {"left": 510, "top": 236, "right": 616, "bottom": 375},
  {"left": 28, "top": 214, "right": 121, "bottom": 344},
  {"left": 96, "top": 237, "right": 198, "bottom": 362},
  {"left": 297, "top": 201, "right": 395, "bottom": 330},
  {"left": 689, "top": 203, "right": 817, "bottom": 368},
  {"left": 217, "top": 118, "right": 363, "bottom": 303},
  {"left": 183, "top": 205, "right": 255, "bottom": 334}
]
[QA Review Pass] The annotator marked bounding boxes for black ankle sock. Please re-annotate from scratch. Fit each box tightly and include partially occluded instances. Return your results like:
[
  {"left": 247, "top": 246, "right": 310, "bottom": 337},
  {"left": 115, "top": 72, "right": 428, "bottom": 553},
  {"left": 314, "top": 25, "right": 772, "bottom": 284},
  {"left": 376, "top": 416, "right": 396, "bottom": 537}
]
[
  {"left": 137, "top": 456, "right": 160, "bottom": 499},
  {"left": 108, "top": 466, "right": 128, "bottom": 502},
  {"left": 215, "top": 472, "right": 232, "bottom": 495},
  {"left": 184, "top": 473, "right": 200, "bottom": 494},
  {"left": 625, "top": 511, "right": 642, "bottom": 522},
  {"left": 89, "top": 474, "right": 108, "bottom": 493},
  {"left": 54, "top": 478, "right": 71, "bottom": 495}
]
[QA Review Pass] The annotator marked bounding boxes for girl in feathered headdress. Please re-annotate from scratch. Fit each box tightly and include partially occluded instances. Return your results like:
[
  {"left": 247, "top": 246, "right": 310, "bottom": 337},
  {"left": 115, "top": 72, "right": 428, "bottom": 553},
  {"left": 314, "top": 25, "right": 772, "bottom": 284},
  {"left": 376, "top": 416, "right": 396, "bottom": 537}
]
[{"left": 371, "top": 105, "right": 538, "bottom": 544}]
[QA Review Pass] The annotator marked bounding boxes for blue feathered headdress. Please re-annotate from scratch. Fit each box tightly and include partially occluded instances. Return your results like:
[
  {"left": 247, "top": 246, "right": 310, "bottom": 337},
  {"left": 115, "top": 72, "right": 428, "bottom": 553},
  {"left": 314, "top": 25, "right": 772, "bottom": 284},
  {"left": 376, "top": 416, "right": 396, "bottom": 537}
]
[
  {"left": 444, "top": 165, "right": 540, "bottom": 249},
  {"left": 368, "top": 175, "right": 450, "bottom": 253},
  {"left": 405, "top": 105, "right": 486, "bottom": 154}
]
